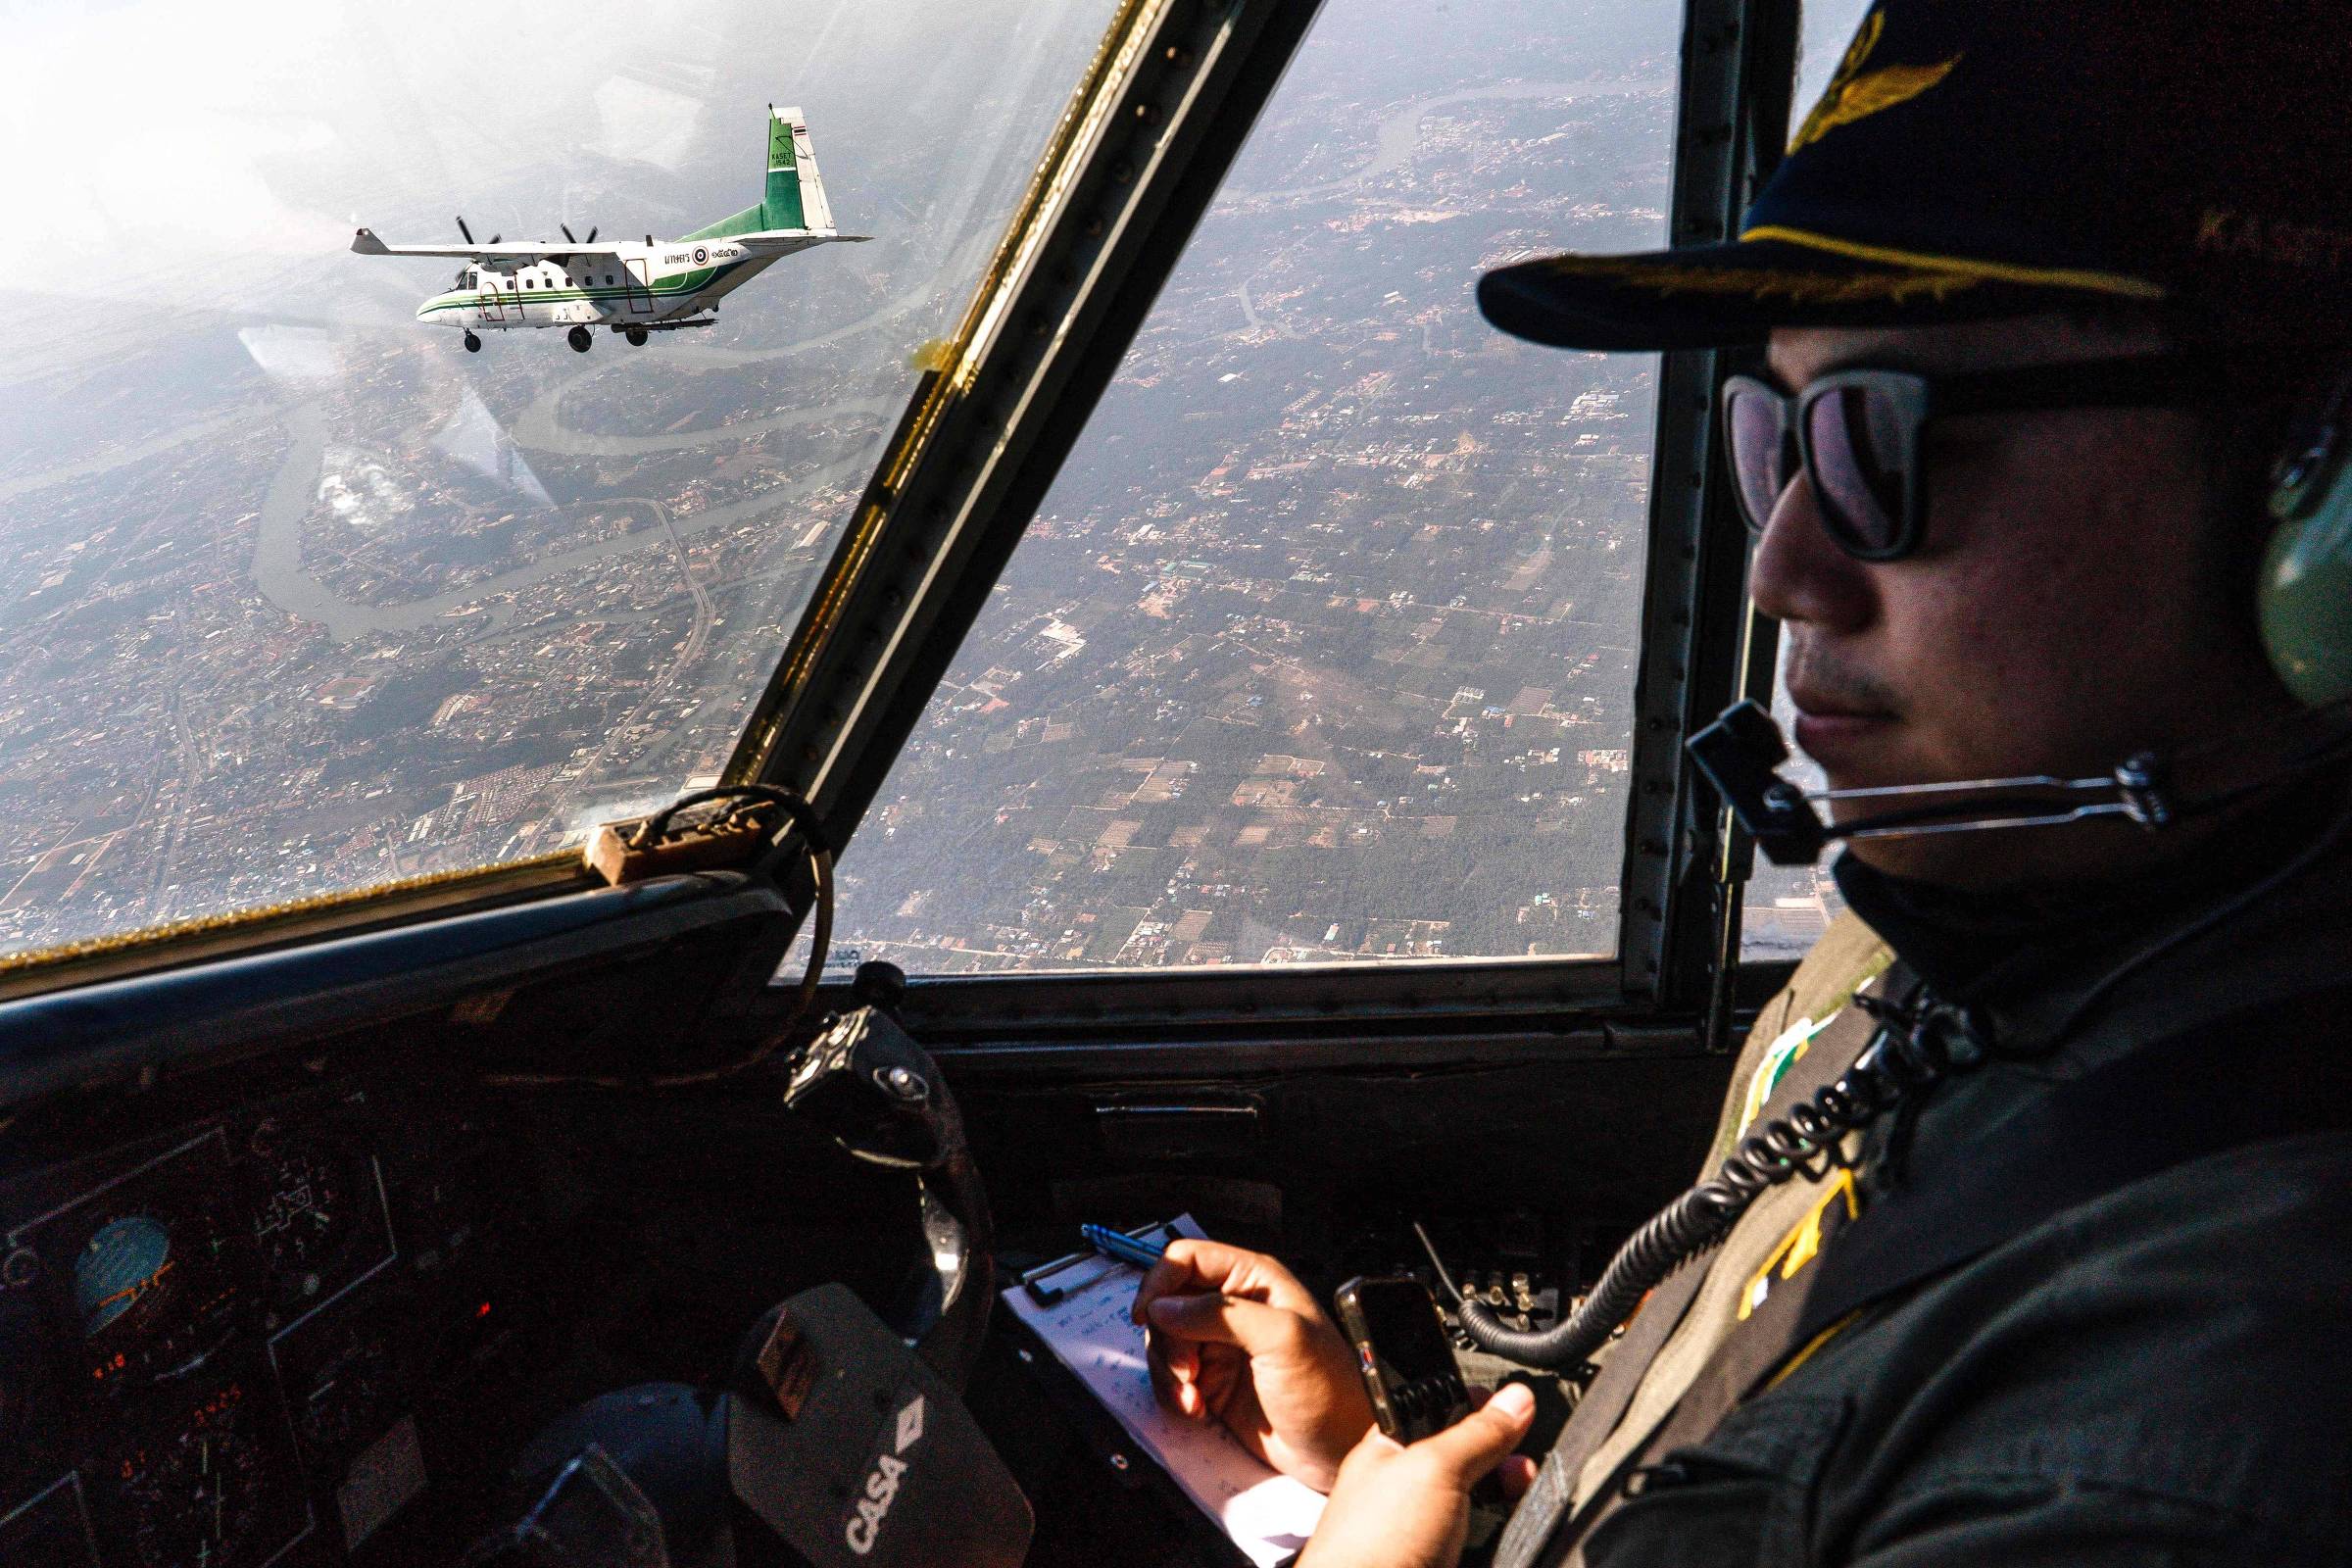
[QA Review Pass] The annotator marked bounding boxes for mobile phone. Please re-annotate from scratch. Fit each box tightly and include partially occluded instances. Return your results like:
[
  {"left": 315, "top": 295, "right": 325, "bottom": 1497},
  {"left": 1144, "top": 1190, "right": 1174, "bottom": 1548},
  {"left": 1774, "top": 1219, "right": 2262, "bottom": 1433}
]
[{"left": 1332, "top": 1276, "right": 1472, "bottom": 1444}]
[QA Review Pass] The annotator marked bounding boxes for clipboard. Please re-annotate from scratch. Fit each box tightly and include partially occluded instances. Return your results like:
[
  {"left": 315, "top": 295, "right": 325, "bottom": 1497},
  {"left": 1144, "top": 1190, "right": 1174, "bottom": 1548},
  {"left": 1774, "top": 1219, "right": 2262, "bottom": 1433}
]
[{"left": 998, "top": 1216, "right": 1325, "bottom": 1567}]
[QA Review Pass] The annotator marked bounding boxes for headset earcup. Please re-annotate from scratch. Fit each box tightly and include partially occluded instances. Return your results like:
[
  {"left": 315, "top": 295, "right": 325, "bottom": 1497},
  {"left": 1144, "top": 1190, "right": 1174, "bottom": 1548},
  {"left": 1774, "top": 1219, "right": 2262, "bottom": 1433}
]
[{"left": 2258, "top": 472, "right": 2352, "bottom": 706}]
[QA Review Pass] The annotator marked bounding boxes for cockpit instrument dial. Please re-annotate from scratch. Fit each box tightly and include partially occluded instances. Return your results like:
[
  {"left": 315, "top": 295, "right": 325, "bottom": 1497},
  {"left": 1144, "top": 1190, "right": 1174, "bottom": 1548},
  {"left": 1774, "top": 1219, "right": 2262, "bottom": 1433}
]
[
  {"left": 270, "top": 1308, "right": 402, "bottom": 1468},
  {"left": 14, "top": 1135, "right": 247, "bottom": 1392},
  {"left": 242, "top": 1124, "right": 394, "bottom": 1322},
  {"left": 249, "top": 1142, "right": 353, "bottom": 1300},
  {"left": 74, "top": 1214, "right": 176, "bottom": 1339},
  {"left": 70, "top": 1199, "right": 239, "bottom": 1390},
  {"left": 107, "top": 1373, "right": 306, "bottom": 1568}
]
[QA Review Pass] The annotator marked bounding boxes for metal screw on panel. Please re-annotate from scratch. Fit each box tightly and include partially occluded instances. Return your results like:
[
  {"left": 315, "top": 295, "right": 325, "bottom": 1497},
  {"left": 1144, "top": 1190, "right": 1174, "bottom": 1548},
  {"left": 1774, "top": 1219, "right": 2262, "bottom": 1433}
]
[{"left": 878, "top": 1065, "right": 929, "bottom": 1103}]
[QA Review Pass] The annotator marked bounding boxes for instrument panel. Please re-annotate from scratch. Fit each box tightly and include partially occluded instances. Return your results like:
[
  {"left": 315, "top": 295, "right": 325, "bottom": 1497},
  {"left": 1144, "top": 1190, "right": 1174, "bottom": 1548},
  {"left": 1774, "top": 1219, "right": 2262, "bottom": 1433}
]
[{"left": 0, "top": 1085, "right": 524, "bottom": 1567}]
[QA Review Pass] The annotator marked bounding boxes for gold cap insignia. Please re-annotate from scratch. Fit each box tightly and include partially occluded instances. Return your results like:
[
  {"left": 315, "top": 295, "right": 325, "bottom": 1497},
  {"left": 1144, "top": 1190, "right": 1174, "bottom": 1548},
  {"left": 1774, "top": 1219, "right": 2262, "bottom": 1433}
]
[{"left": 1790, "top": 10, "right": 1962, "bottom": 154}]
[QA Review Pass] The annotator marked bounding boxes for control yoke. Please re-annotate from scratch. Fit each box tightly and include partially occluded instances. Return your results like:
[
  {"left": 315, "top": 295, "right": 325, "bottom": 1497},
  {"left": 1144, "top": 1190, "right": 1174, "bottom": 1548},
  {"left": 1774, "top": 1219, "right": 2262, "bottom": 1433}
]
[
  {"left": 488, "top": 1002, "right": 1027, "bottom": 1568},
  {"left": 781, "top": 1003, "right": 995, "bottom": 1391}
]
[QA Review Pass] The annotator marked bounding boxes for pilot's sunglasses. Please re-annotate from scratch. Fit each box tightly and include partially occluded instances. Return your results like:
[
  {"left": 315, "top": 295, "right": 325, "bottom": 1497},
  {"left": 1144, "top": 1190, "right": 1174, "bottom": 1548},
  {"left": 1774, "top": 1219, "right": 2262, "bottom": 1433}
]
[{"left": 1721, "top": 355, "right": 2218, "bottom": 561}]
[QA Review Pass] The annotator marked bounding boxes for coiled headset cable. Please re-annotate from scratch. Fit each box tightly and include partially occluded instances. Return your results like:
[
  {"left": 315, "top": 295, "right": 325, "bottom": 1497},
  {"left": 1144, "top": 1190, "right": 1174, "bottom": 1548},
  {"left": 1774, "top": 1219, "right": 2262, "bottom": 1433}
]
[
  {"left": 1428, "top": 774, "right": 2352, "bottom": 1375},
  {"left": 1423, "top": 986, "right": 1989, "bottom": 1372}
]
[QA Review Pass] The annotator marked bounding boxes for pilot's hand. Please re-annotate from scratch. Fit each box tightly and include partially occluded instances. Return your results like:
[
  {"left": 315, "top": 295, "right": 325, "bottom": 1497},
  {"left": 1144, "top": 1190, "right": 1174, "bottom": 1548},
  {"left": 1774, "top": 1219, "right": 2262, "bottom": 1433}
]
[
  {"left": 1132, "top": 1240, "right": 1374, "bottom": 1493},
  {"left": 1294, "top": 1383, "right": 1537, "bottom": 1568}
]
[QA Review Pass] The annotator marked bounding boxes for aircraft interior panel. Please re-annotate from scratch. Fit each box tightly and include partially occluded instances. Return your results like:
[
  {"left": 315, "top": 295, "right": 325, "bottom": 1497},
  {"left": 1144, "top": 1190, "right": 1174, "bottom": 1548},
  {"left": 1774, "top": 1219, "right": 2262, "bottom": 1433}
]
[{"left": 0, "top": 962, "right": 1736, "bottom": 1566}]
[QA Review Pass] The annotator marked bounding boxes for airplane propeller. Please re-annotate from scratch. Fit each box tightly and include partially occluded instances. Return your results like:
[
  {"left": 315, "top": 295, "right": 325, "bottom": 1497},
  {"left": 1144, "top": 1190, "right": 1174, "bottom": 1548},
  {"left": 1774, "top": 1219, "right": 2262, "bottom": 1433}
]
[
  {"left": 457, "top": 216, "right": 474, "bottom": 244},
  {"left": 560, "top": 223, "right": 601, "bottom": 245}
]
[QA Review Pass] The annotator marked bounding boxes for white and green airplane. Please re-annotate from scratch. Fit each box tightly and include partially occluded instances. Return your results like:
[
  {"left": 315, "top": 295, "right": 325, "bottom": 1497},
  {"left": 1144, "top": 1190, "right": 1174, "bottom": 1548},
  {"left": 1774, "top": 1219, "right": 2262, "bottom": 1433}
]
[{"left": 354, "top": 106, "right": 865, "bottom": 354}]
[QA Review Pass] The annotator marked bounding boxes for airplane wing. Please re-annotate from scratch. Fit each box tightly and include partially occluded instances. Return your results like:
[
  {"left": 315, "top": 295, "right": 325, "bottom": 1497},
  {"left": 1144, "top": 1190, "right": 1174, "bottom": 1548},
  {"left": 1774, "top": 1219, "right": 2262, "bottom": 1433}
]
[{"left": 350, "top": 227, "right": 615, "bottom": 263}]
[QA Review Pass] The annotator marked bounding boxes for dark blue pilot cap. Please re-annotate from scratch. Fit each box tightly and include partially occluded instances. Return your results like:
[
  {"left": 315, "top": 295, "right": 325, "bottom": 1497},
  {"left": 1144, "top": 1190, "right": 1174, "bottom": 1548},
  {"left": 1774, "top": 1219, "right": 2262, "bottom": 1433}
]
[{"left": 1480, "top": 1, "right": 2352, "bottom": 351}]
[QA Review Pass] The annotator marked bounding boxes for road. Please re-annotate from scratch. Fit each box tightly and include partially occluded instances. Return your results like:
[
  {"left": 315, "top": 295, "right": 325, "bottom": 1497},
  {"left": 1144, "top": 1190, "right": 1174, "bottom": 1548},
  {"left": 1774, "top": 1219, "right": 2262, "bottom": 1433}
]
[{"left": 567, "top": 496, "right": 715, "bottom": 787}]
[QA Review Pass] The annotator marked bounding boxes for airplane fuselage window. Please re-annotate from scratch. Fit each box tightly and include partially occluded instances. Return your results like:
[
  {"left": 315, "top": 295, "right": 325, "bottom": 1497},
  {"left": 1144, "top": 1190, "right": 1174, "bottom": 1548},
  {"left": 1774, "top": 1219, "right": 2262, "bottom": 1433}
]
[
  {"left": 0, "top": 0, "right": 1123, "bottom": 963},
  {"left": 832, "top": 0, "right": 1681, "bottom": 976}
]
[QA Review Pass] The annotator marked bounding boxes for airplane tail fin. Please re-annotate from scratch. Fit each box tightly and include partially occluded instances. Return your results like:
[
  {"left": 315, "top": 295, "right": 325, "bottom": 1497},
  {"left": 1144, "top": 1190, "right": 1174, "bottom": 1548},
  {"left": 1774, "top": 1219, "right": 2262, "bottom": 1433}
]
[
  {"left": 686, "top": 106, "right": 838, "bottom": 242},
  {"left": 763, "top": 107, "right": 835, "bottom": 233}
]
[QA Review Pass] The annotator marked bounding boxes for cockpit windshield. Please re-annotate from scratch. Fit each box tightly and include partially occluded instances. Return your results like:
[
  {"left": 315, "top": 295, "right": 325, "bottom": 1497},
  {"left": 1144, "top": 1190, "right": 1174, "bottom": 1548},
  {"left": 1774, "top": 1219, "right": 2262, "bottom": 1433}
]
[
  {"left": 828, "top": 0, "right": 1682, "bottom": 973},
  {"left": 0, "top": 0, "right": 1117, "bottom": 961}
]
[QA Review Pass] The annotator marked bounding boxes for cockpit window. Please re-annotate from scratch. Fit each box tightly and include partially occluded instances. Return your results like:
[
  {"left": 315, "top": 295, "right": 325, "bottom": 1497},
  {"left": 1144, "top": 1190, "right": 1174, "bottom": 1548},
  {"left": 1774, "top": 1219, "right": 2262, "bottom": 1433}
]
[
  {"left": 828, "top": 0, "right": 1682, "bottom": 975},
  {"left": 0, "top": 0, "right": 1120, "bottom": 962}
]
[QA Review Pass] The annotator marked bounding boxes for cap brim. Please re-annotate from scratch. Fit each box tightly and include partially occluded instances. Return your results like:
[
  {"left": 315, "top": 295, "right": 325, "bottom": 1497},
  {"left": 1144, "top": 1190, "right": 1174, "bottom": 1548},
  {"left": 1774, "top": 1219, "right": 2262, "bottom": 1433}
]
[{"left": 1478, "top": 235, "right": 2135, "bottom": 352}]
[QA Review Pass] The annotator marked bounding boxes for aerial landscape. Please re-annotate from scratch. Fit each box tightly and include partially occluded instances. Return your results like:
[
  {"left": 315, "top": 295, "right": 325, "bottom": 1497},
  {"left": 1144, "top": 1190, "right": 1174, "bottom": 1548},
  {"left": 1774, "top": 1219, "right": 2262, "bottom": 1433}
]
[
  {"left": 0, "top": 0, "right": 1843, "bottom": 969},
  {"left": 831, "top": 51, "right": 1674, "bottom": 971}
]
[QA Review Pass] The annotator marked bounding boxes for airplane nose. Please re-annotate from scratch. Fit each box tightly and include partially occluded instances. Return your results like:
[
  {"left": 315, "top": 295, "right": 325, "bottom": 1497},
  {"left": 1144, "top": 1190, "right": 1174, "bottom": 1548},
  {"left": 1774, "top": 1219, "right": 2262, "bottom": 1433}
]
[{"left": 416, "top": 295, "right": 438, "bottom": 322}]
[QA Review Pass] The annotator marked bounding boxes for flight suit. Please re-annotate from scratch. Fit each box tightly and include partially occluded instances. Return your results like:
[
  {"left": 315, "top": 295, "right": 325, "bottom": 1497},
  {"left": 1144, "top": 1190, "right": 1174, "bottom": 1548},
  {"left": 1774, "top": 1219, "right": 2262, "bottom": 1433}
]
[{"left": 1505, "top": 810, "right": 2352, "bottom": 1568}]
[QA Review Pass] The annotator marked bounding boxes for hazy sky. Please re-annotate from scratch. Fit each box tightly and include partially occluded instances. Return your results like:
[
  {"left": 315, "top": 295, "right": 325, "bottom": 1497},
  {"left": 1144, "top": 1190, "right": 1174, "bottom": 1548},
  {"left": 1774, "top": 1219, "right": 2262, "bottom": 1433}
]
[
  {"left": 0, "top": 0, "right": 1108, "bottom": 303},
  {"left": 0, "top": 0, "right": 1869, "bottom": 339}
]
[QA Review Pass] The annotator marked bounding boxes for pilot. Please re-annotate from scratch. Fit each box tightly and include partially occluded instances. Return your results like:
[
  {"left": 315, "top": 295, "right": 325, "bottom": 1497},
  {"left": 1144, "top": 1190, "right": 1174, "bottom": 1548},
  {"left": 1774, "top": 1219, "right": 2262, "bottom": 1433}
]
[{"left": 1134, "top": 4, "right": 2352, "bottom": 1565}]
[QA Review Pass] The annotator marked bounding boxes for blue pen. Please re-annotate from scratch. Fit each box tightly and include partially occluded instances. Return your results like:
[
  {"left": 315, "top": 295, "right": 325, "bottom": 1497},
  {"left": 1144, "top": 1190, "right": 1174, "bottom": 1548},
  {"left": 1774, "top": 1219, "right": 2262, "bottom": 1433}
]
[{"left": 1081, "top": 1223, "right": 1170, "bottom": 1270}]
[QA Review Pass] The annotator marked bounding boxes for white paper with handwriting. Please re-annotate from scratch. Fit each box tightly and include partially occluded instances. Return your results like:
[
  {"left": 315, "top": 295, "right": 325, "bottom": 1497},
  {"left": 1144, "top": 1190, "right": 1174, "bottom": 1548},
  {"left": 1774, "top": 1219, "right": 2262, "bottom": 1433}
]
[{"left": 1002, "top": 1215, "right": 1326, "bottom": 1566}]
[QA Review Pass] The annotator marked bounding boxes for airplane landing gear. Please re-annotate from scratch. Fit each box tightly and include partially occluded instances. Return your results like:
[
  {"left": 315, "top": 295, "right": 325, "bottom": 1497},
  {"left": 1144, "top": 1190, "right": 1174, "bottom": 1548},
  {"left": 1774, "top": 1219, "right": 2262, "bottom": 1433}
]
[
  {"left": 463, "top": 331, "right": 482, "bottom": 353},
  {"left": 567, "top": 325, "right": 593, "bottom": 354},
  {"left": 625, "top": 326, "right": 649, "bottom": 347}
]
